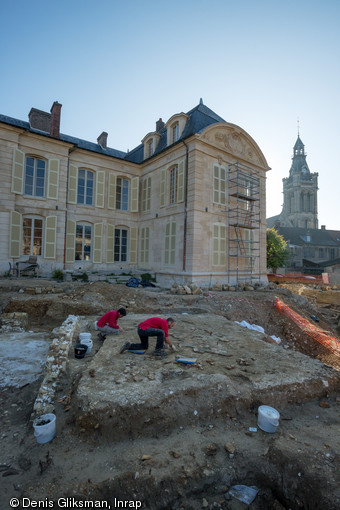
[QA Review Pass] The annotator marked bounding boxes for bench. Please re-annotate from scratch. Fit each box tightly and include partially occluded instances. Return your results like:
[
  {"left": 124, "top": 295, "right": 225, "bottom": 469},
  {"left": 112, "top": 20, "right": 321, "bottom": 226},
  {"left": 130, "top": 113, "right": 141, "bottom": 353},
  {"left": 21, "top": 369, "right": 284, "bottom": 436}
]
[{"left": 9, "top": 256, "right": 39, "bottom": 277}]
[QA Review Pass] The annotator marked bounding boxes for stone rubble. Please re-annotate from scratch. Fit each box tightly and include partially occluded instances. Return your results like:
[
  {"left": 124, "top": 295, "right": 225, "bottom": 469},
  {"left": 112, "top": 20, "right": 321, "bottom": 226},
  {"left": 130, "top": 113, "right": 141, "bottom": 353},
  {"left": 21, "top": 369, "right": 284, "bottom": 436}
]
[{"left": 32, "top": 314, "right": 79, "bottom": 416}]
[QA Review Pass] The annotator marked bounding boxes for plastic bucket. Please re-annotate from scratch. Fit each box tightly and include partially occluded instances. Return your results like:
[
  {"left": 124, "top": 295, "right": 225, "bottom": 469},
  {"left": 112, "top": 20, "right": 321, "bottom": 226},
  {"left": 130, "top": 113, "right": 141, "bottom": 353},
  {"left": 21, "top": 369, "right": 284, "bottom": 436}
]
[
  {"left": 258, "top": 405, "right": 280, "bottom": 433},
  {"left": 74, "top": 343, "right": 88, "bottom": 359},
  {"left": 79, "top": 335, "right": 93, "bottom": 354},
  {"left": 33, "top": 413, "right": 56, "bottom": 444}
]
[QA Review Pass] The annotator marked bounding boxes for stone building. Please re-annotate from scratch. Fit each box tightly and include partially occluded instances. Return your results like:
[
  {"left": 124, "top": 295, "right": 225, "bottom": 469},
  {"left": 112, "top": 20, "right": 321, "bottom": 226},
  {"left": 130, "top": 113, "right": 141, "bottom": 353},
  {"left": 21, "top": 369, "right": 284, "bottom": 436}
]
[
  {"left": 267, "top": 135, "right": 318, "bottom": 229},
  {"left": 267, "top": 136, "right": 340, "bottom": 272},
  {"left": 0, "top": 100, "right": 270, "bottom": 287}
]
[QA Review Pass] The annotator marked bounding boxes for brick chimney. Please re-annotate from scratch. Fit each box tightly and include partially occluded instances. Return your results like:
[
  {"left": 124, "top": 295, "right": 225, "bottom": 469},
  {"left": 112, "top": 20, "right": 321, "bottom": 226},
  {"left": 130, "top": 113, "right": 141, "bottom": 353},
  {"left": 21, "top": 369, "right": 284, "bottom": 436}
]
[
  {"left": 97, "top": 131, "right": 108, "bottom": 148},
  {"left": 50, "top": 101, "right": 62, "bottom": 138},
  {"left": 156, "top": 118, "right": 165, "bottom": 132}
]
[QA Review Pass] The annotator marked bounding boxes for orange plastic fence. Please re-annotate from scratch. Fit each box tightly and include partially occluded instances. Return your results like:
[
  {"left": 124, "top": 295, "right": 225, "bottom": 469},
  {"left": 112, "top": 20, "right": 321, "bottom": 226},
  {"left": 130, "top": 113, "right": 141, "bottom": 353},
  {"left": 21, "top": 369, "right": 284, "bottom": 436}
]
[{"left": 274, "top": 297, "right": 340, "bottom": 357}]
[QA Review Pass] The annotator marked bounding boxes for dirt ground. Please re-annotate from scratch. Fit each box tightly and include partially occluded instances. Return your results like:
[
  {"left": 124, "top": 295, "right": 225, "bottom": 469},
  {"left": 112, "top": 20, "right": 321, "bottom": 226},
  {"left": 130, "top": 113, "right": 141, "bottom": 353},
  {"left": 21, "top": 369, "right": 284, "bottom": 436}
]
[{"left": 0, "top": 278, "right": 339, "bottom": 510}]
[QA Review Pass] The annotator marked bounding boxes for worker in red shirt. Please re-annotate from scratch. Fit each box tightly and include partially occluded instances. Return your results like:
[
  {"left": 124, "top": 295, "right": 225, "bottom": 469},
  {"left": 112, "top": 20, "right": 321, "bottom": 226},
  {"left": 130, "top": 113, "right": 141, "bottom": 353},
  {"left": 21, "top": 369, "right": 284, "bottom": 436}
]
[
  {"left": 120, "top": 317, "right": 175, "bottom": 357},
  {"left": 96, "top": 307, "right": 127, "bottom": 341}
]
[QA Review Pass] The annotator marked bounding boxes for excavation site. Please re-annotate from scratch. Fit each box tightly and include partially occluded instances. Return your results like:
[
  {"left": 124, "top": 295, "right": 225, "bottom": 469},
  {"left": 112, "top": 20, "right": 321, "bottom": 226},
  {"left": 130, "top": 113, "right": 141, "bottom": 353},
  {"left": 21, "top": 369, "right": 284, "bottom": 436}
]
[{"left": 0, "top": 278, "right": 339, "bottom": 510}]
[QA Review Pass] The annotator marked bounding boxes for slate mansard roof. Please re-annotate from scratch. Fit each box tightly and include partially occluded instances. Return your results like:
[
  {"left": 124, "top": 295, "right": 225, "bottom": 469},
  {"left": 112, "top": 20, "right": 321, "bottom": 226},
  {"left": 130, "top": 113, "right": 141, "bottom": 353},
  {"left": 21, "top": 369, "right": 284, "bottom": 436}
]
[
  {"left": 276, "top": 226, "right": 339, "bottom": 248},
  {"left": 0, "top": 101, "right": 227, "bottom": 164}
]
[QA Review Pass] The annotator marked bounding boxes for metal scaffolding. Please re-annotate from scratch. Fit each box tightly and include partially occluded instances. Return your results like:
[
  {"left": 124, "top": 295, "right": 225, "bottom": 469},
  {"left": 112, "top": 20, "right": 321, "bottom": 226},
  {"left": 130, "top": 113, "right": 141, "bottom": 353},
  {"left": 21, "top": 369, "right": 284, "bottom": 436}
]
[{"left": 227, "top": 162, "right": 261, "bottom": 284}]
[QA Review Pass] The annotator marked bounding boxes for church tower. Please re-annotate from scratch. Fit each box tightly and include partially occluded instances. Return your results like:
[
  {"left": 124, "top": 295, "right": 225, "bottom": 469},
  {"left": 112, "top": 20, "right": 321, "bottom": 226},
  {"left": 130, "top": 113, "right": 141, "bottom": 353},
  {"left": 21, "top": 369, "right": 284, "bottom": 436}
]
[{"left": 280, "top": 135, "right": 318, "bottom": 228}]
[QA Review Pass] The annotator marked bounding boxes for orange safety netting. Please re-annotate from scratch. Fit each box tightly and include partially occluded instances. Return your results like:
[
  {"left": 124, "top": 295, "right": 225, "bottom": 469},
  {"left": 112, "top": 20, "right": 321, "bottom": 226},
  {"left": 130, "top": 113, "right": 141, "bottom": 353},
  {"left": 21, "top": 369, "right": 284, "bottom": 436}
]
[{"left": 274, "top": 297, "right": 340, "bottom": 358}]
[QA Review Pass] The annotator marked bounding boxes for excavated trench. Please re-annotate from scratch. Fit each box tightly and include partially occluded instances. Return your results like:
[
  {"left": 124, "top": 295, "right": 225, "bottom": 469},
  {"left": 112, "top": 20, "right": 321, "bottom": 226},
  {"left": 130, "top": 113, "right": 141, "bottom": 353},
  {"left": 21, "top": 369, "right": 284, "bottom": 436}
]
[{"left": 1, "top": 285, "right": 340, "bottom": 510}]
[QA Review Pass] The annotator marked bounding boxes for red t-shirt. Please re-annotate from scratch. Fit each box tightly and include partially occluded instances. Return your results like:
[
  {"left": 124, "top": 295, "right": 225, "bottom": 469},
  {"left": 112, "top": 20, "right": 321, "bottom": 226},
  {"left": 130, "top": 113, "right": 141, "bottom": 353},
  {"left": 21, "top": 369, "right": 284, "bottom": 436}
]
[
  {"left": 138, "top": 317, "right": 169, "bottom": 336},
  {"left": 97, "top": 310, "right": 119, "bottom": 329}
]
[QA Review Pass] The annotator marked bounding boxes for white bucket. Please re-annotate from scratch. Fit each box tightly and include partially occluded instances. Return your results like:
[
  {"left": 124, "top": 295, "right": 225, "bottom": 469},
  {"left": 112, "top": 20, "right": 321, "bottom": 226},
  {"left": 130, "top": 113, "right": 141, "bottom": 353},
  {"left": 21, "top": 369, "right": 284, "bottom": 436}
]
[
  {"left": 33, "top": 413, "right": 56, "bottom": 444},
  {"left": 79, "top": 333, "right": 92, "bottom": 354},
  {"left": 94, "top": 321, "right": 99, "bottom": 331},
  {"left": 257, "top": 405, "right": 280, "bottom": 433}
]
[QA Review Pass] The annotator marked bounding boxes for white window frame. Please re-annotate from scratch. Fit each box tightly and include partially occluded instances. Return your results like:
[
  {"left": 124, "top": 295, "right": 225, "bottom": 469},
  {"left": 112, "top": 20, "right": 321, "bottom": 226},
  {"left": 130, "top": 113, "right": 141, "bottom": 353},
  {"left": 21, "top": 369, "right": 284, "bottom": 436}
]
[
  {"left": 116, "top": 177, "right": 129, "bottom": 211},
  {"left": 75, "top": 223, "right": 92, "bottom": 261},
  {"left": 77, "top": 169, "right": 94, "bottom": 206},
  {"left": 22, "top": 216, "right": 43, "bottom": 256},
  {"left": 172, "top": 123, "right": 179, "bottom": 143},
  {"left": 24, "top": 156, "right": 46, "bottom": 198},
  {"left": 114, "top": 228, "right": 128, "bottom": 262}
]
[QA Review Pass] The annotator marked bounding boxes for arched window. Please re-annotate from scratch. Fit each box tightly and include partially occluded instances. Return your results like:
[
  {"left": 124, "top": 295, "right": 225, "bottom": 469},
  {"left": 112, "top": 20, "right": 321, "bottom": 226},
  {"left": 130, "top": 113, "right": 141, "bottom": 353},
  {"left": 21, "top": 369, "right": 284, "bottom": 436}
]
[{"left": 24, "top": 156, "right": 46, "bottom": 197}]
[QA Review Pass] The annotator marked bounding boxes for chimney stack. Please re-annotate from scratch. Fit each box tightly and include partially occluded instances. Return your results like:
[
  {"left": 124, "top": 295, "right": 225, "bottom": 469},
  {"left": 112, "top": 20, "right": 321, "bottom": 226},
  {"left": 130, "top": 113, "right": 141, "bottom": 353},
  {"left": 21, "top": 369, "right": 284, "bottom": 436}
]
[
  {"left": 50, "top": 101, "right": 62, "bottom": 138},
  {"left": 97, "top": 131, "right": 108, "bottom": 148},
  {"left": 321, "top": 225, "right": 326, "bottom": 230},
  {"left": 156, "top": 118, "right": 165, "bottom": 132}
]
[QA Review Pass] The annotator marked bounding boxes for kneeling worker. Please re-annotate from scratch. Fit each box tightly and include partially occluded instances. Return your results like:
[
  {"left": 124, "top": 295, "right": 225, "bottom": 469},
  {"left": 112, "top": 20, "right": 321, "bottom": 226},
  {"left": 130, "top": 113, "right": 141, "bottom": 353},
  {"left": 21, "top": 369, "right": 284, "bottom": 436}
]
[
  {"left": 96, "top": 307, "right": 127, "bottom": 341},
  {"left": 120, "top": 317, "right": 175, "bottom": 357}
]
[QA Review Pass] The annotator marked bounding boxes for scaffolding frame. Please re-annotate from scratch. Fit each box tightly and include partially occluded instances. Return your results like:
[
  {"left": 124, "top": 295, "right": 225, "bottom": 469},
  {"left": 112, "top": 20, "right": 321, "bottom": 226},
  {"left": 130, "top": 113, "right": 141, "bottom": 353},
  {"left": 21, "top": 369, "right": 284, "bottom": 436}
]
[{"left": 227, "top": 162, "right": 261, "bottom": 284}]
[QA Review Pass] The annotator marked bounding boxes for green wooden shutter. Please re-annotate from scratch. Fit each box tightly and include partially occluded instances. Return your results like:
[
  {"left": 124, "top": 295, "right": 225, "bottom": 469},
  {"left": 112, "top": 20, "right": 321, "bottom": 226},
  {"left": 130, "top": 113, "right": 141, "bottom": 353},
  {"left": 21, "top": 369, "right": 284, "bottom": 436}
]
[
  {"left": 130, "top": 177, "right": 139, "bottom": 212},
  {"left": 66, "top": 220, "right": 76, "bottom": 262},
  {"left": 170, "top": 222, "right": 176, "bottom": 265},
  {"left": 47, "top": 159, "right": 60, "bottom": 200},
  {"left": 108, "top": 173, "right": 116, "bottom": 209},
  {"left": 9, "top": 211, "right": 22, "bottom": 258},
  {"left": 220, "top": 225, "right": 226, "bottom": 265},
  {"left": 11, "top": 148, "right": 25, "bottom": 194},
  {"left": 44, "top": 216, "right": 57, "bottom": 259},
  {"left": 213, "top": 224, "right": 226, "bottom": 266},
  {"left": 177, "top": 161, "right": 184, "bottom": 203},
  {"left": 96, "top": 171, "right": 105, "bottom": 208},
  {"left": 129, "top": 227, "right": 138, "bottom": 263},
  {"left": 146, "top": 177, "right": 151, "bottom": 211},
  {"left": 220, "top": 167, "right": 226, "bottom": 205},
  {"left": 106, "top": 224, "right": 115, "bottom": 264},
  {"left": 67, "top": 164, "right": 78, "bottom": 204},
  {"left": 212, "top": 224, "right": 219, "bottom": 266},
  {"left": 93, "top": 223, "right": 103, "bottom": 263},
  {"left": 160, "top": 169, "right": 166, "bottom": 207},
  {"left": 164, "top": 222, "right": 170, "bottom": 264}
]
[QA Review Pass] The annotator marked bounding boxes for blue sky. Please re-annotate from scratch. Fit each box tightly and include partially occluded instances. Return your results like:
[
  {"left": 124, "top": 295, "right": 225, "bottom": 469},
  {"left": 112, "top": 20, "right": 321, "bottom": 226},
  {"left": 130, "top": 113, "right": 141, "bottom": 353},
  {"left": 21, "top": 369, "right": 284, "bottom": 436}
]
[{"left": 1, "top": 0, "right": 339, "bottom": 229}]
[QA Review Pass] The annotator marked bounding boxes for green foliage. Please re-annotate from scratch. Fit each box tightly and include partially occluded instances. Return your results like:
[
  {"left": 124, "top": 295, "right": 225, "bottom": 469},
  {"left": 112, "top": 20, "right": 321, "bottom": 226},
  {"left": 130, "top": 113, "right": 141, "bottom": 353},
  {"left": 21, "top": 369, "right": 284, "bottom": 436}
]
[
  {"left": 140, "top": 272, "right": 156, "bottom": 282},
  {"left": 52, "top": 269, "right": 64, "bottom": 281},
  {"left": 266, "top": 228, "right": 290, "bottom": 271},
  {"left": 73, "top": 272, "right": 89, "bottom": 282}
]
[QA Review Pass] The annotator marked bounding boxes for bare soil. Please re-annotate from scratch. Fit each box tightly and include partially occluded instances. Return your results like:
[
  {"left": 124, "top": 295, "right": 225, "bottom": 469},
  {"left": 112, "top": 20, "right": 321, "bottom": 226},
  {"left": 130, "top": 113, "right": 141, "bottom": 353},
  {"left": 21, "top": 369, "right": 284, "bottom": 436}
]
[{"left": 0, "top": 278, "right": 339, "bottom": 510}]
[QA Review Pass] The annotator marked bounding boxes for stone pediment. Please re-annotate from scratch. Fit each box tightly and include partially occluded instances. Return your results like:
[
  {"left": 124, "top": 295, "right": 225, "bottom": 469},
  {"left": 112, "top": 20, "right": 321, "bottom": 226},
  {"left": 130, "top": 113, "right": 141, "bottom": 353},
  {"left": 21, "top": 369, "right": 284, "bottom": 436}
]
[{"left": 201, "top": 124, "right": 269, "bottom": 168}]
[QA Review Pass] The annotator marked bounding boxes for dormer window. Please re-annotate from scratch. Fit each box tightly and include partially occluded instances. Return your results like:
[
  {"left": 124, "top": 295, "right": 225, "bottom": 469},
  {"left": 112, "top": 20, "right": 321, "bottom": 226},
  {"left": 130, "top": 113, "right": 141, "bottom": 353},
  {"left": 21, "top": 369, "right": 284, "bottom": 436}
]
[
  {"left": 165, "top": 112, "right": 188, "bottom": 147},
  {"left": 172, "top": 123, "right": 179, "bottom": 143},
  {"left": 142, "top": 132, "right": 161, "bottom": 160}
]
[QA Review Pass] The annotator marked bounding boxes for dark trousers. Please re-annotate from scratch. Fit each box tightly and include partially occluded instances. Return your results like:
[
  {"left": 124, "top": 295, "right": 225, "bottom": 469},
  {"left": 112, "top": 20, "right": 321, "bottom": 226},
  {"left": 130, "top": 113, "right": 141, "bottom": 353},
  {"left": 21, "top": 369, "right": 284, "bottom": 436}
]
[{"left": 129, "top": 327, "right": 165, "bottom": 351}]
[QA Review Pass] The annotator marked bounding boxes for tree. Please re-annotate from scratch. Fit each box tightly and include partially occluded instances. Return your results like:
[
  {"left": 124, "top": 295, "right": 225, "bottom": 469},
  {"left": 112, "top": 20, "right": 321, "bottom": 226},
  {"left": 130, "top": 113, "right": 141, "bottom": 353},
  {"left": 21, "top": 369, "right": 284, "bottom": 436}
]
[{"left": 266, "top": 228, "right": 290, "bottom": 272}]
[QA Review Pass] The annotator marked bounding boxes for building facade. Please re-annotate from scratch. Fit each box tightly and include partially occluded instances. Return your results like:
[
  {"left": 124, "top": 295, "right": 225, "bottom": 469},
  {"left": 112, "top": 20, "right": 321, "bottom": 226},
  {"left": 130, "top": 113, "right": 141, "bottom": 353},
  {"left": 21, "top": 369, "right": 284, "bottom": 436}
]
[{"left": 0, "top": 100, "right": 270, "bottom": 287}]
